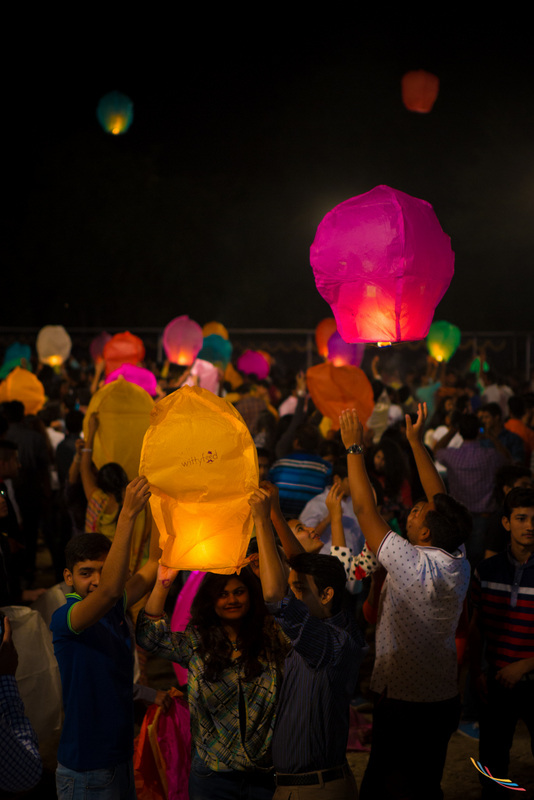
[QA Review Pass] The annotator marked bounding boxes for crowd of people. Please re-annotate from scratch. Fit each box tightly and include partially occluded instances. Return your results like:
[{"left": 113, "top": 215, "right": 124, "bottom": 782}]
[{"left": 0, "top": 344, "right": 533, "bottom": 799}]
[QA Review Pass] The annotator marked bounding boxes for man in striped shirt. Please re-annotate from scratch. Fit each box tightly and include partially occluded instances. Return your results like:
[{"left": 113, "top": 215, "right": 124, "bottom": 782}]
[{"left": 469, "top": 487, "right": 534, "bottom": 797}]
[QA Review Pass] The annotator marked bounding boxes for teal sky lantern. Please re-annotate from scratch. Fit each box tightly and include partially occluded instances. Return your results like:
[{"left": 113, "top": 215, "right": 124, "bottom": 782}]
[
  {"left": 426, "top": 320, "right": 461, "bottom": 363},
  {"left": 97, "top": 91, "right": 134, "bottom": 135}
]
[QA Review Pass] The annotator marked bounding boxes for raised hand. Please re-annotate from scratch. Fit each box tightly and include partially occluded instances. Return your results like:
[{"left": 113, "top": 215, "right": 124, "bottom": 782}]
[
  {"left": 122, "top": 476, "right": 151, "bottom": 518},
  {"left": 339, "top": 409, "right": 363, "bottom": 450},
  {"left": 249, "top": 487, "right": 272, "bottom": 520},
  {"left": 405, "top": 402, "right": 427, "bottom": 444},
  {"left": 325, "top": 482, "right": 344, "bottom": 520}
]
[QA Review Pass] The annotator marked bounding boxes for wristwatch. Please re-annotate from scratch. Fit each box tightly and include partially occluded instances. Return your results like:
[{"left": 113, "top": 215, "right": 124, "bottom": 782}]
[{"left": 345, "top": 444, "right": 363, "bottom": 455}]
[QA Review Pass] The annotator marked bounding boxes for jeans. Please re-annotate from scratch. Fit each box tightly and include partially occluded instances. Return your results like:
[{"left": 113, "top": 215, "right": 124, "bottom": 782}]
[
  {"left": 56, "top": 760, "right": 136, "bottom": 800},
  {"left": 189, "top": 753, "right": 275, "bottom": 800}
]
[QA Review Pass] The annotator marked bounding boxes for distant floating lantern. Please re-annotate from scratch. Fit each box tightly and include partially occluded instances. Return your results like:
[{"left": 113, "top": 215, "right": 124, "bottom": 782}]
[
  {"left": 0, "top": 343, "right": 32, "bottom": 380},
  {"left": 310, "top": 185, "right": 454, "bottom": 344},
  {"left": 90, "top": 331, "right": 112, "bottom": 362},
  {"left": 401, "top": 70, "right": 439, "bottom": 113},
  {"left": 96, "top": 91, "right": 134, "bottom": 135},
  {"left": 315, "top": 318, "right": 337, "bottom": 359},
  {"left": 0, "top": 367, "right": 45, "bottom": 415},
  {"left": 327, "top": 332, "right": 365, "bottom": 368},
  {"left": 163, "top": 316, "right": 204, "bottom": 366},
  {"left": 105, "top": 364, "right": 158, "bottom": 396},
  {"left": 236, "top": 351, "right": 270, "bottom": 381},
  {"left": 202, "top": 321, "right": 229, "bottom": 340},
  {"left": 306, "top": 362, "right": 374, "bottom": 432},
  {"left": 198, "top": 334, "right": 233, "bottom": 369},
  {"left": 103, "top": 331, "right": 145, "bottom": 376},
  {"left": 36, "top": 325, "right": 71, "bottom": 367},
  {"left": 426, "top": 321, "right": 461, "bottom": 363},
  {"left": 183, "top": 358, "right": 220, "bottom": 394}
]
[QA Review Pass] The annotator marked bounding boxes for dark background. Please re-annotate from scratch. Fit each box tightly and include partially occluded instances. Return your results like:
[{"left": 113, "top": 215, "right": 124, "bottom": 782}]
[{"left": 5, "top": 14, "right": 534, "bottom": 332}]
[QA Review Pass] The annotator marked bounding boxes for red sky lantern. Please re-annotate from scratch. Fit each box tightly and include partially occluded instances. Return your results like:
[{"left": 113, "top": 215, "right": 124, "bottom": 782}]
[
  {"left": 402, "top": 70, "right": 439, "bottom": 113},
  {"left": 103, "top": 332, "right": 145, "bottom": 376},
  {"left": 163, "top": 316, "right": 204, "bottom": 366},
  {"left": 310, "top": 185, "right": 454, "bottom": 345}
]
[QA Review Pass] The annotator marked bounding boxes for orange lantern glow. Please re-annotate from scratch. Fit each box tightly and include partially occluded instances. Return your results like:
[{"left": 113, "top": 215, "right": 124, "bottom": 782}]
[
  {"left": 0, "top": 367, "right": 45, "bottom": 415},
  {"left": 306, "top": 362, "right": 374, "bottom": 431},
  {"left": 315, "top": 318, "right": 337, "bottom": 358},
  {"left": 36, "top": 326, "right": 71, "bottom": 367},
  {"left": 163, "top": 316, "right": 204, "bottom": 366},
  {"left": 401, "top": 70, "right": 439, "bottom": 113},
  {"left": 140, "top": 386, "right": 258, "bottom": 574},
  {"left": 103, "top": 332, "right": 145, "bottom": 377}
]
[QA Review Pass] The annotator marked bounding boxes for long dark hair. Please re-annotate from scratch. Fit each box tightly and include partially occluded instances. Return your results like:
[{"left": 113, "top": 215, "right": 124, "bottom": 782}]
[{"left": 189, "top": 570, "right": 268, "bottom": 683}]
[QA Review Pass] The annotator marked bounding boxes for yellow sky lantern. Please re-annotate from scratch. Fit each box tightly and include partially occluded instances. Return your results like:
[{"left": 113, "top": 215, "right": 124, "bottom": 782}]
[
  {"left": 0, "top": 367, "right": 45, "bottom": 415},
  {"left": 140, "top": 386, "right": 258, "bottom": 574}
]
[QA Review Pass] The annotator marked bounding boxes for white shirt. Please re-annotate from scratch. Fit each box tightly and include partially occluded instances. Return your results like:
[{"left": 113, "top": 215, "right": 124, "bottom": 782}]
[{"left": 371, "top": 531, "right": 470, "bottom": 702}]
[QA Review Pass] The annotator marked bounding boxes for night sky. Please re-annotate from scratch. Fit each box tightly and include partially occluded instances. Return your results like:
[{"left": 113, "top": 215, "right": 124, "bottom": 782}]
[{"left": 5, "top": 15, "right": 534, "bottom": 333}]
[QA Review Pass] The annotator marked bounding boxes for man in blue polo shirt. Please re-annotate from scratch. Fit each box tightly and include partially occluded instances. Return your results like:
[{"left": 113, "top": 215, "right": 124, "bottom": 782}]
[
  {"left": 50, "top": 476, "right": 159, "bottom": 800},
  {"left": 469, "top": 487, "right": 534, "bottom": 798}
]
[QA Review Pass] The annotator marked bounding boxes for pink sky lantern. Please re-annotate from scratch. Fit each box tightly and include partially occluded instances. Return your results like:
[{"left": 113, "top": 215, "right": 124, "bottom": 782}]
[
  {"left": 105, "top": 364, "right": 157, "bottom": 396},
  {"left": 183, "top": 358, "right": 220, "bottom": 394},
  {"left": 163, "top": 316, "right": 203, "bottom": 366},
  {"left": 103, "top": 332, "right": 145, "bottom": 376},
  {"left": 315, "top": 318, "right": 337, "bottom": 358},
  {"left": 327, "top": 331, "right": 365, "bottom": 367},
  {"left": 237, "top": 350, "right": 270, "bottom": 380},
  {"left": 310, "top": 185, "right": 454, "bottom": 345}
]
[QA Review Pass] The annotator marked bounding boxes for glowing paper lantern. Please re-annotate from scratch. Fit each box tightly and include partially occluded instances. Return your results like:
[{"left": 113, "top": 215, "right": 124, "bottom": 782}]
[
  {"left": 327, "top": 332, "right": 365, "bottom": 368},
  {"left": 0, "top": 367, "right": 45, "bottom": 415},
  {"left": 105, "top": 364, "right": 158, "bottom": 396},
  {"left": 83, "top": 376, "right": 154, "bottom": 480},
  {"left": 90, "top": 332, "right": 112, "bottom": 361},
  {"left": 163, "top": 316, "right": 203, "bottom": 366},
  {"left": 183, "top": 359, "right": 220, "bottom": 394},
  {"left": 236, "top": 351, "right": 270, "bottom": 380},
  {"left": 202, "top": 321, "right": 229, "bottom": 340},
  {"left": 315, "top": 318, "right": 337, "bottom": 358},
  {"left": 96, "top": 91, "right": 134, "bottom": 135},
  {"left": 198, "top": 334, "right": 233, "bottom": 368},
  {"left": 402, "top": 71, "right": 439, "bottom": 113},
  {"left": 426, "top": 321, "right": 461, "bottom": 363},
  {"left": 36, "top": 326, "right": 71, "bottom": 367},
  {"left": 310, "top": 185, "right": 454, "bottom": 344},
  {"left": 103, "top": 332, "right": 145, "bottom": 377},
  {"left": 306, "top": 362, "right": 374, "bottom": 431},
  {"left": 139, "top": 386, "right": 258, "bottom": 573}
]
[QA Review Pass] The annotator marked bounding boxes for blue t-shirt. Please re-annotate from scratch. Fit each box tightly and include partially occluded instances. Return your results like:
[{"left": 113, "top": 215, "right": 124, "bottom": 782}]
[{"left": 50, "top": 593, "right": 133, "bottom": 771}]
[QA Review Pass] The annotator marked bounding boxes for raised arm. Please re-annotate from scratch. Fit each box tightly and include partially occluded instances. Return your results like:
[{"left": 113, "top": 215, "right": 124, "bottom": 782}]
[
  {"left": 125, "top": 508, "right": 162, "bottom": 609},
  {"left": 261, "top": 481, "right": 305, "bottom": 557},
  {"left": 405, "top": 403, "right": 446, "bottom": 501},
  {"left": 249, "top": 487, "right": 287, "bottom": 603},
  {"left": 325, "top": 482, "right": 347, "bottom": 548},
  {"left": 68, "top": 476, "right": 151, "bottom": 632},
  {"left": 80, "top": 412, "right": 99, "bottom": 501},
  {"left": 339, "top": 409, "right": 390, "bottom": 555}
]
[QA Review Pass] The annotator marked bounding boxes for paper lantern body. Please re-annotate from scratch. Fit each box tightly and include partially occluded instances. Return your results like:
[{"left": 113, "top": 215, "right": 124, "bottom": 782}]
[
  {"left": 83, "top": 377, "right": 154, "bottom": 480},
  {"left": 0, "top": 343, "right": 32, "bottom": 380},
  {"left": 163, "top": 316, "right": 204, "bottom": 366},
  {"left": 97, "top": 91, "right": 134, "bottom": 135},
  {"left": 310, "top": 185, "right": 454, "bottom": 343},
  {"left": 105, "top": 364, "right": 158, "bottom": 396},
  {"left": 36, "top": 325, "right": 72, "bottom": 366},
  {"left": 426, "top": 321, "right": 461, "bottom": 363},
  {"left": 183, "top": 359, "right": 220, "bottom": 394},
  {"left": 0, "top": 367, "right": 45, "bottom": 415},
  {"left": 103, "top": 332, "right": 145, "bottom": 377},
  {"left": 202, "top": 321, "right": 229, "bottom": 340},
  {"left": 315, "top": 318, "right": 337, "bottom": 358},
  {"left": 90, "top": 332, "right": 112, "bottom": 361},
  {"left": 236, "top": 351, "right": 270, "bottom": 380},
  {"left": 306, "top": 362, "right": 374, "bottom": 431},
  {"left": 198, "top": 334, "right": 233, "bottom": 368},
  {"left": 402, "top": 71, "right": 439, "bottom": 113},
  {"left": 327, "top": 332, "right": 365, "bottom": 368},
  {"left": 140, "top": 386, "right": 258, "bottom": 574}
]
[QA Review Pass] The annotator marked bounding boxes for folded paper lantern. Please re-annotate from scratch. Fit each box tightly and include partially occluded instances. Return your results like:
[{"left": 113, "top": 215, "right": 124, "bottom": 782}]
[
  {"left": 89, "top": 332, "right": 112, "bottom": 361},
  {"left": 97, "top": 90, "right": 134, "bottom": 135},
  {"left": 183, "top": 359, "right": 220, "bottom": 394},
  {"left": 163, "top": 316, "right": 204, "bottom": 366},
  {"left": 0, "top": 367, "right": 45, "bottom": 415},
  {"left": 202, "top": 321, "right": 229, "bottom": 340},
  {"left": 36, "top": 325, "right": 72, "bottom": 367},
  {"left": 426, "top": 321, "right": 461, "bottom": 363},
  {"left": 402, "top": 70, "right": 439, "bottom": 113},
  {"left": 327, "top": 332, "right": 365, "bottom": 368},
  {"left": 103, "top": 332, "right": 145, "bottom": 377},
  {"left": 306, "top": 362, "right": 374, "bottom": 431},
  {"left": 105, "top": 364, "right": 158, "bottom": 396},
  {"left": 83, "top": 376, "right": 154, "bottom": 480},
  {"left": 198, "top": 334, "right": 233, "bottom": 368},
  {"left": 315, "top": 318, "right": 337, "bottom": 358},
  {"left": 140, "top": 386, "right": 258, "bottom": 573},
  {"left": 236, "top": 351, "right": 270, "bottom": 380},
  {"left": 310, "top": 185, "right": 454, "bottom": 344}
]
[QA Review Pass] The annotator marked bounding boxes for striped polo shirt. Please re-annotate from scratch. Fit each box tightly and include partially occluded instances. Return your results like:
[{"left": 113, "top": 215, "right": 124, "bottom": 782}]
[{"left": 472, "top": 548, "right": 534, "bottom": 671}]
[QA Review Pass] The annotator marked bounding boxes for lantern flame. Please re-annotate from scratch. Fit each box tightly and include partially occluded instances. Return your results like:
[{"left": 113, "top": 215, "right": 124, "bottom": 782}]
[
  {"left": 377, "top": 342, "right": 392, "bottom": 348},
  {"left": 46, "top": 355, "right": 64, "bottom": 366}
]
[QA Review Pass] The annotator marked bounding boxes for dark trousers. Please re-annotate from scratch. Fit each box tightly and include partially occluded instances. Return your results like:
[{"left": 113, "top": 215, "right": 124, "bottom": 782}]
[
  {"left": 478, "top": 675, "right": 534, "bottom": 798},
  {"left": 360, "top": 693, "right": 460, "bottom": 800}
]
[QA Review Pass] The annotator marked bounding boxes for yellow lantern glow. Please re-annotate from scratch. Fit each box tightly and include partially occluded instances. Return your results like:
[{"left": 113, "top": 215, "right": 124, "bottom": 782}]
[{"left": 140, "top": 386, "right": 258, "bottom": 574}]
